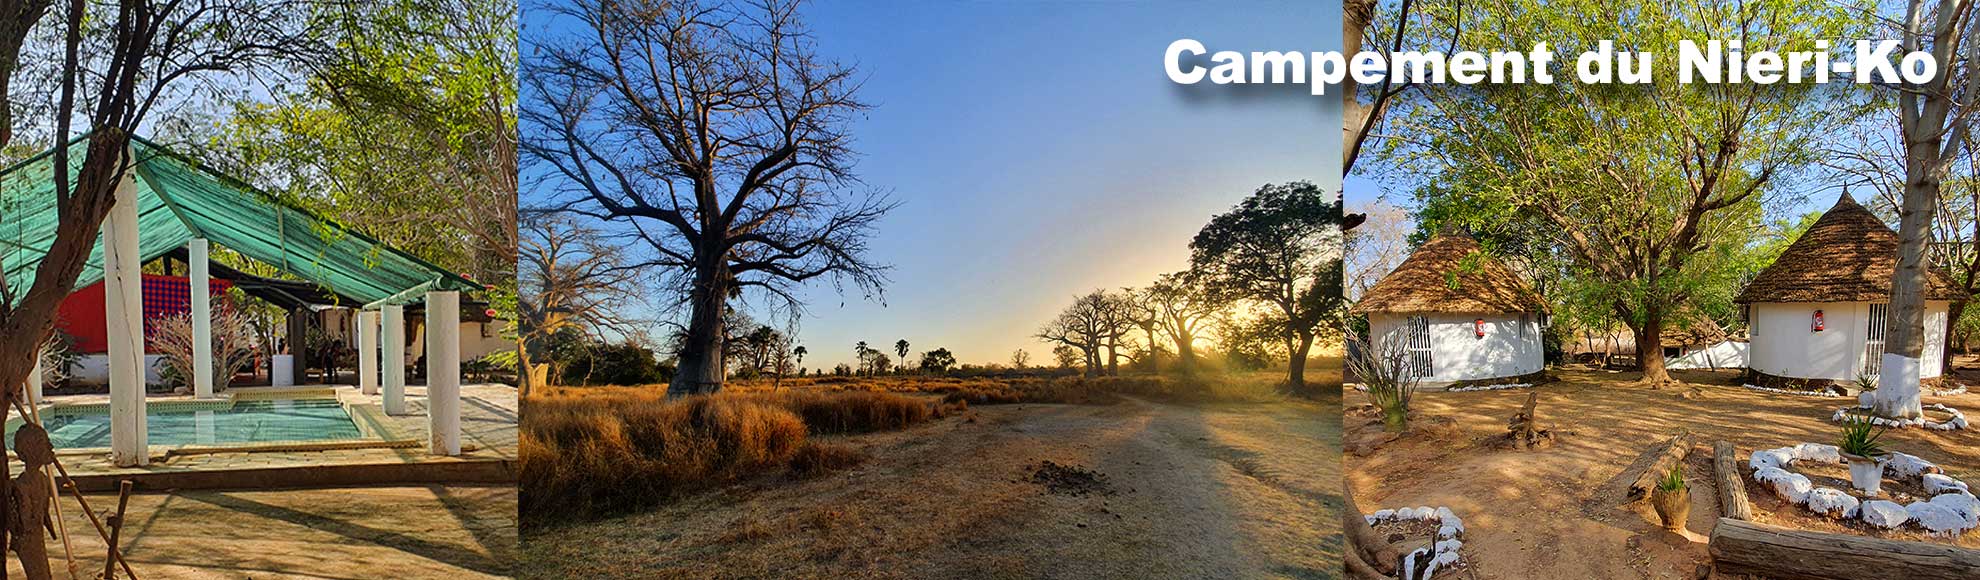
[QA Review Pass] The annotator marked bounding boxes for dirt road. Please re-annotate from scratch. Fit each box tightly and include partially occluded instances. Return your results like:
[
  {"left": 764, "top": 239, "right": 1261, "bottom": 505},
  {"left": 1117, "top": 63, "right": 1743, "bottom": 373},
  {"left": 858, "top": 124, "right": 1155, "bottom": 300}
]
[{"left": 521, "top": 396, "right": 1340, "bottom": 579}]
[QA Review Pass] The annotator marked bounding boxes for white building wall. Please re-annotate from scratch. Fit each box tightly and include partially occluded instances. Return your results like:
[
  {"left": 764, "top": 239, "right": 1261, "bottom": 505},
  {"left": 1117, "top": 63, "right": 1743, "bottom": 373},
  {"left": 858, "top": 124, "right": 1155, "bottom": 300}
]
[
  {"left": 1748, "top": 301, "right": 1948, "bottom": 381},
  {"left": 1369, "top": 311, "right": 1544, "bottom": 382},
  {"left": 1666, "top": 341, "right": 1748, "bottom": 370}
]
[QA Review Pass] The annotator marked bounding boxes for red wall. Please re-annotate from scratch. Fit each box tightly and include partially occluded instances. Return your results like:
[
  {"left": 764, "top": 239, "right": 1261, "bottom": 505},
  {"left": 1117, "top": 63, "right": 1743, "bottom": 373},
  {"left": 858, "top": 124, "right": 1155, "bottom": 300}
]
[{"left": 55, "top": 275, "right": 232, "bottom": 354}]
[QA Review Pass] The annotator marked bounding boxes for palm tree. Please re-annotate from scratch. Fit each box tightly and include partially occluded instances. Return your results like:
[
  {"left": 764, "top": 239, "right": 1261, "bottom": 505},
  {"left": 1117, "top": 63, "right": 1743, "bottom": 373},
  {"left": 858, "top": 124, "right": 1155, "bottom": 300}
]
[
  {"left": 855, "top": 341, "right": 870, "bottom": 375},
  {"left": 895, "top": 339, "right": 910, "bottom": 375}
]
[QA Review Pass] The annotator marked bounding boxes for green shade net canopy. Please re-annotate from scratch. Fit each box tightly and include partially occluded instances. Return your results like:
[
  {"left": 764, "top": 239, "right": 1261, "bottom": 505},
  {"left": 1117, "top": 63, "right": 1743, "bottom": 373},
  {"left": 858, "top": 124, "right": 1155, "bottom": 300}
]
[{"left": 0, "top": 134, "right": 480, "bottom": 307}]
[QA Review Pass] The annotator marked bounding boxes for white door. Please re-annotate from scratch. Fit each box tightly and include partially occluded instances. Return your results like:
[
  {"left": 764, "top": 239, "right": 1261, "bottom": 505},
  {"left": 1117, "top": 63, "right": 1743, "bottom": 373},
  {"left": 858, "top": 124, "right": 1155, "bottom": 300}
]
[
  {"left": 1863, "top": 303, "right": 1888, "bottom": 378},
  {"left": 1406, "top": 315, "right": 1433, "bottom": 379}
]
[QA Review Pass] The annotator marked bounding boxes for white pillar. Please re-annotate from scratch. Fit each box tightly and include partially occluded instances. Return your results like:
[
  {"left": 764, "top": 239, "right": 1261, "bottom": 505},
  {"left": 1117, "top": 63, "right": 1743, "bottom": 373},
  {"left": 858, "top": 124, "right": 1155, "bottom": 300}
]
[
  {"left": 104, "top": 167, "right": 147, "bottom": 467},
  {"left": 425, "top": 291, "right": 461, "bottom": 456},
  {"left": 26, "top": 355, "right": 42, "bottom": 409},
  {"left": 383, "top": 304, "right": 407, "bottom": 415},
  {"left": 189, "top": 238, "right": 214, "bottom": 399},
  {"left": 358, "top": 310, "right": 380, "bottom": 395}
]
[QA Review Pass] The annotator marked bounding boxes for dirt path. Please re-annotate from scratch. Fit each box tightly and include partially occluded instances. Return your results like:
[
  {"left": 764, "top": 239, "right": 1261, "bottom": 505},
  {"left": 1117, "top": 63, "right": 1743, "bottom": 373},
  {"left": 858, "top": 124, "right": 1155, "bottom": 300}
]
[
  {"left": 521, "top": 397, "right": 1340, "bottom": 579},
  {"left": 1345, "top": 368, "right": 1980, "bottom": 580}
]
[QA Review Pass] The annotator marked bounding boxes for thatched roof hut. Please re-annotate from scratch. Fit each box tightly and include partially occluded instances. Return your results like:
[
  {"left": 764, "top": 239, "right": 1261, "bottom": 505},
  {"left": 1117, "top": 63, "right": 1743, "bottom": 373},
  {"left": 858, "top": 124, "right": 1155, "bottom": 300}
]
[
  {"left": 1351, "top": 233, "right": 1548, "bottom": 315},
  {"left": 1736, "top": 194, "right": 1963, "bottom": 304}
]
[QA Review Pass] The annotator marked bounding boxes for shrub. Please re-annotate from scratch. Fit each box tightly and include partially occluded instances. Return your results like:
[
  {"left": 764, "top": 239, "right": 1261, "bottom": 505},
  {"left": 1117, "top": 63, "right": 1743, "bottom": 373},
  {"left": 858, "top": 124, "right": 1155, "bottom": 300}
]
[
  {"left": 1838, "top": 416, "right": 1888, "bottom": 458},
  {"left": 559, "top": 342, "right": 670, "bottom": 386},
  {"left": 520, "top": 391, "right": 808, "bottom": 520},
  {"left": 752, "top": 391, "right": 934, "bottom": 434},
  {"left": 150, "top": 304, "right": 259, "bottom": 392}
]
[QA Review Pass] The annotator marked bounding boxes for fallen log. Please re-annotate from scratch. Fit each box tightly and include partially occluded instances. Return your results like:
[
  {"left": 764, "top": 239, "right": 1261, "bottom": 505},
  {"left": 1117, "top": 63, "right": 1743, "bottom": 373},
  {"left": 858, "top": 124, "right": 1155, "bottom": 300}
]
[
  {"left": 1627, "top": 429, "right": 1693, "bottom": 502},
  {"left": 1710, "top": 518, "right": 1980, "bottom": 580},
  {"left": 1713, "top": 441, "right": 1751, "bottom": 521}
]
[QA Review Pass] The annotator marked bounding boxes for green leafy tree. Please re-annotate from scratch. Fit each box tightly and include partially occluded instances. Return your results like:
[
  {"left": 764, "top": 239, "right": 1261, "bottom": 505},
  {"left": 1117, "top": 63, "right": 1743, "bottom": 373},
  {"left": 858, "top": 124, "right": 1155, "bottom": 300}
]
[
  {"left": 1190, "top": 181, "right": 1342, "bottom": 393},
  {"left": 1376, "top": 0, "right": 1854, "bottom": 383},
  {"left": 918, "top": 348, "right": 956, "bottom": 374}
]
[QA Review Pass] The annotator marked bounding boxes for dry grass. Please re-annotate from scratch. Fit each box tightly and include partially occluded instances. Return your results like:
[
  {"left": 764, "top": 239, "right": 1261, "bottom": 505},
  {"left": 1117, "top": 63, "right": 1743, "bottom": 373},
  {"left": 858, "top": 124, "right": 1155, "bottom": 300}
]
[{"left": 521, "top": 387, "right": 938, "bottom": 521}]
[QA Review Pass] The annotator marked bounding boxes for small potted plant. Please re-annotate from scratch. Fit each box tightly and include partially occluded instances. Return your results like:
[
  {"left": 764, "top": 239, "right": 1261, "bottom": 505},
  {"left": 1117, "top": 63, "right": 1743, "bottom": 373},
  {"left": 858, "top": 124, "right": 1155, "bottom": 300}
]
[
  {"left": 1650, "top": 464, "right": 1689, "bottom": 531},
  {"left": 1853, "top": 372, "right": 1878, "bottom": 408},
  {"left": 1838, "top": 416, "right": 1888, "bottom": 495}
]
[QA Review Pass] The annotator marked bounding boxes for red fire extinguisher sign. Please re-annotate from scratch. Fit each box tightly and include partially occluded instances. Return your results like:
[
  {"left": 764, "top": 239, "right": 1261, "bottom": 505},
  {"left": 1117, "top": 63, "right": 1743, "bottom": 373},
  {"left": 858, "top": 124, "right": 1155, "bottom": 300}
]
[
  {"left": 1813, "top": 310, "right": 1825, "bottom": 332},
  {"left": 1475, "top": 318, "right": 1486, "bottom": 337}
]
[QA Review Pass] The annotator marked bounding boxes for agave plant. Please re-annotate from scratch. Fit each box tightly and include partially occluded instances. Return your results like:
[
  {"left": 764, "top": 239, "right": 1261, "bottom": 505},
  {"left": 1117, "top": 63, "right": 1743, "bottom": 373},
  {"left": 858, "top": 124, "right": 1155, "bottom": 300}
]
[
  {"left": 1656, "top": 464, "right": 1686, "bottom": 492},
  {"left": 1838, "top": 416, "right": 1888, "bottom": 459},
  {"left": 1347, "top": 329, "right": 1421, "bottom": 432},
  {"left": 1853, "top": 371, "right": 1878, "bottom": 393}
]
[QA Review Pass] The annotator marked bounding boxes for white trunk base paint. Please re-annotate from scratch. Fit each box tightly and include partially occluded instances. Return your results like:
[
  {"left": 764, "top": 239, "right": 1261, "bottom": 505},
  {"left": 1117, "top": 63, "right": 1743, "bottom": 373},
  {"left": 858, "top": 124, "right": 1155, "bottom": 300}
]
[
  {"left": 105, "top": 168, "right": 147, "bottom": 467},
  {"left": 190, "top": 238, "right": 214, "bottom": 398},
  {"left": 1874, "top": 354, "right": 1924, "bottom": 419},
  {"left": 358, "top": 310, "right": 380, "bottom": 395},
  {"left": 383, "top": 304, "right": 407, "bottom": 415},
  {"left": 425, "top": 291, "right": 461, "bottom": 456}
]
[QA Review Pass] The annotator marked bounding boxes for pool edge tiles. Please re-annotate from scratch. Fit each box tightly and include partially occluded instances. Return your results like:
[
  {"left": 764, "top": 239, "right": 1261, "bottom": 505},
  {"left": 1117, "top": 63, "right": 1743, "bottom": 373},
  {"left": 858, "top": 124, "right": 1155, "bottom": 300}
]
[{"left": 11, "top": 392, "right": 384, "bottom": 452}]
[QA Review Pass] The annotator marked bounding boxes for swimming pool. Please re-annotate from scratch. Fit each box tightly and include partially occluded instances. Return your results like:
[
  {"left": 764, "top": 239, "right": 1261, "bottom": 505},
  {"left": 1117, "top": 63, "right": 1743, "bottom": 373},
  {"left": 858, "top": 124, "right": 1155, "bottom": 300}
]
[{"left": 21, "top": 398, "right": 367, "bottom": 449}]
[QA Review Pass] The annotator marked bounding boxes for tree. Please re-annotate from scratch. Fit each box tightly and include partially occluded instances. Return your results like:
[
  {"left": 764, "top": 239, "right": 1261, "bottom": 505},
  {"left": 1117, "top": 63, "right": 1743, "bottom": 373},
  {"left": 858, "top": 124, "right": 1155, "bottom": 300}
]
[
  {"left": 1377, "top": 0, "right": 1850, "bottom": 384},
  {"left": 855, "top": 341, "right": 871, "bottom": 375},
  {"left": 1095, "top": 290, "right": 1138, "bottom": 376},
  {"left": 794, "top": 345, "right": 808, "bottom": 368},
  {"left": 1875, "top": 0, "right": 1980, "bottom": 419},
  {"left": 1124, "top": 286, "right": 1164, "bottom": 372},
  {"left": 521, "top": 0, "right": 893, "bottom": 397},
  {"left": 518, "top": 213, "right": 649, "bottom": 394},
  {"left": 1051, "top": 345, "right": 1081, "bottom": 370},
  {"left": 1143, "top": 272, "right": 1218, "bottom": 372},
  {"left": 1191, "top": 182, "right": 1342, "bottom": 393},
  {"left": 1010, "top": 348, "right": 1030, "bottom": 369},
  {"left": 1344, "top": 198, "right": 1413, "bottom": 300},
  {"left": 918, "top": 348, "right": 956, "bottom": 374},
  {"left": 894, "top": 339, "right": 910, "bottom": 374},
  {"left": 1038, "top": 291, "right": 1113, "bottom": 377}
]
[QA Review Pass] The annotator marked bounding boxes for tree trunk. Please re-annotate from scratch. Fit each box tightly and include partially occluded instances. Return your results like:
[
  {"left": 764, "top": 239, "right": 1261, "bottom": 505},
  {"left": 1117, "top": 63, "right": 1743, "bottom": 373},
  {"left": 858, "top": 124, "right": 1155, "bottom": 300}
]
[
  {"left": 1630, "top": 305, "right": 1670, "bottom": 384},
  {"left": 1880, "top": 147, "right": 1940, "bottom": 419},
  {"left": 669, "top": 260, "right": 729, "bottom": 397},
  {"left": 1105, "top": 338, "right": 1119, "bottom": 376},
  {"left": 1176, "top": 328, "right": 1197, "bottom": 372},
  {"left": 1289, "top": 330, "right": 1315, "bottom": 393}
]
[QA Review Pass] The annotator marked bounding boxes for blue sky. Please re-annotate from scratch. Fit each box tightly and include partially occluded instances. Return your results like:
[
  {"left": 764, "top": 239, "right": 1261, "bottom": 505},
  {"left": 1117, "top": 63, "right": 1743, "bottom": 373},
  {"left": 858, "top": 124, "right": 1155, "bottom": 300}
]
[{"left": 524, "top": 1, "right": 1338, "bottom": 368}]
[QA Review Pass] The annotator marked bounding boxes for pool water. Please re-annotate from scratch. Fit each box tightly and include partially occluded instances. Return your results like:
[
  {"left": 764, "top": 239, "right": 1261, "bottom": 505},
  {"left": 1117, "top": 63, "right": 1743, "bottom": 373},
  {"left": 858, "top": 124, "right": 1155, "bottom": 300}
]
[{"left": 30, "top": 398, "right": 365, "bottom": 448}]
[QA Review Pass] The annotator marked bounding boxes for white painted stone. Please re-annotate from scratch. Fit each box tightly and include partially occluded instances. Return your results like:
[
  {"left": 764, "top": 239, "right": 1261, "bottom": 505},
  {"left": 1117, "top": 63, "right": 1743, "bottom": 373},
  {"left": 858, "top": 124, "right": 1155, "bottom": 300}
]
[
  {"left": 1885, "top": 452, "right": 1941, "bottom": 478},
  {"left": 1750, "top": 448, "right": 1795, "bottom": 471},
  {"left": 1923, "top": 473, "right": 1970, "bottom": 496},
  {"left": 1755, "top": 467, "right": 1813, "bottom": 503},
  {"left": 1928, "top": 492, "right": 1980, "bottom": 527},
  {"left": 1792, "top": 443, "right": 1839, "bottom": 464},
  {"left": 1906, "top": 501, "right": 1971, "bottom": 535},
  {"left": 1804, "top": 487, "right": 1860, "bottom": 517},
  {"left": 1435, "top": 507, "right": 1463, "bottom": 532},
  {"left": 1861, "top": 500, "right": 1910, "bottom": 528}
]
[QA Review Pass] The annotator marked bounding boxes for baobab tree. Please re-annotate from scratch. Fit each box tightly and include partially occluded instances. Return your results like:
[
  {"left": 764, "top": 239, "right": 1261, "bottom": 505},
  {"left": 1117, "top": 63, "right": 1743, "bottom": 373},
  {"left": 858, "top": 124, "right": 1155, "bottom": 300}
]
[
  {"left": 1143, "top": 272, "right": 1218, "bottom": 373},
  {"left": 518, "top": 213, "right": 648, "bottom": 395},
  {"left": 1038, "top": 291, "right": 1109, "bottom": 377},
  {"left": 521, "top": 0, "right": 893, "bottom": 397}
]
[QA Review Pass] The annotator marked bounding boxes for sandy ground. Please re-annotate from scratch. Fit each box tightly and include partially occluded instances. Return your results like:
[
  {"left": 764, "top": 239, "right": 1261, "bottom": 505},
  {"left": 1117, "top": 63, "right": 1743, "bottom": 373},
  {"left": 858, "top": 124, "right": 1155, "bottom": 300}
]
[
  {"left": 521, "top": 396, "right": 1341, "bottom": 579},
  {"left": 5, "top": 484, "right": 517, "bottom": 579},
  {"left": 1344, "top": 367, "right": 1980, "bottom": 580}
]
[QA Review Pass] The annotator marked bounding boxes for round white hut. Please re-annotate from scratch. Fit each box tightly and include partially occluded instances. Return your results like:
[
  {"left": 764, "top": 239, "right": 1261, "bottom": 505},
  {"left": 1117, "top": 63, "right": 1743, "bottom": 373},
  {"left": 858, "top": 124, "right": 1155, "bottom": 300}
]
[
  {"left": 1738, "top": 193, "right": 1966, "bottom": 389},
  {"left": 1353, "top": 233, "right": 1550, "bottom": 384}
]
